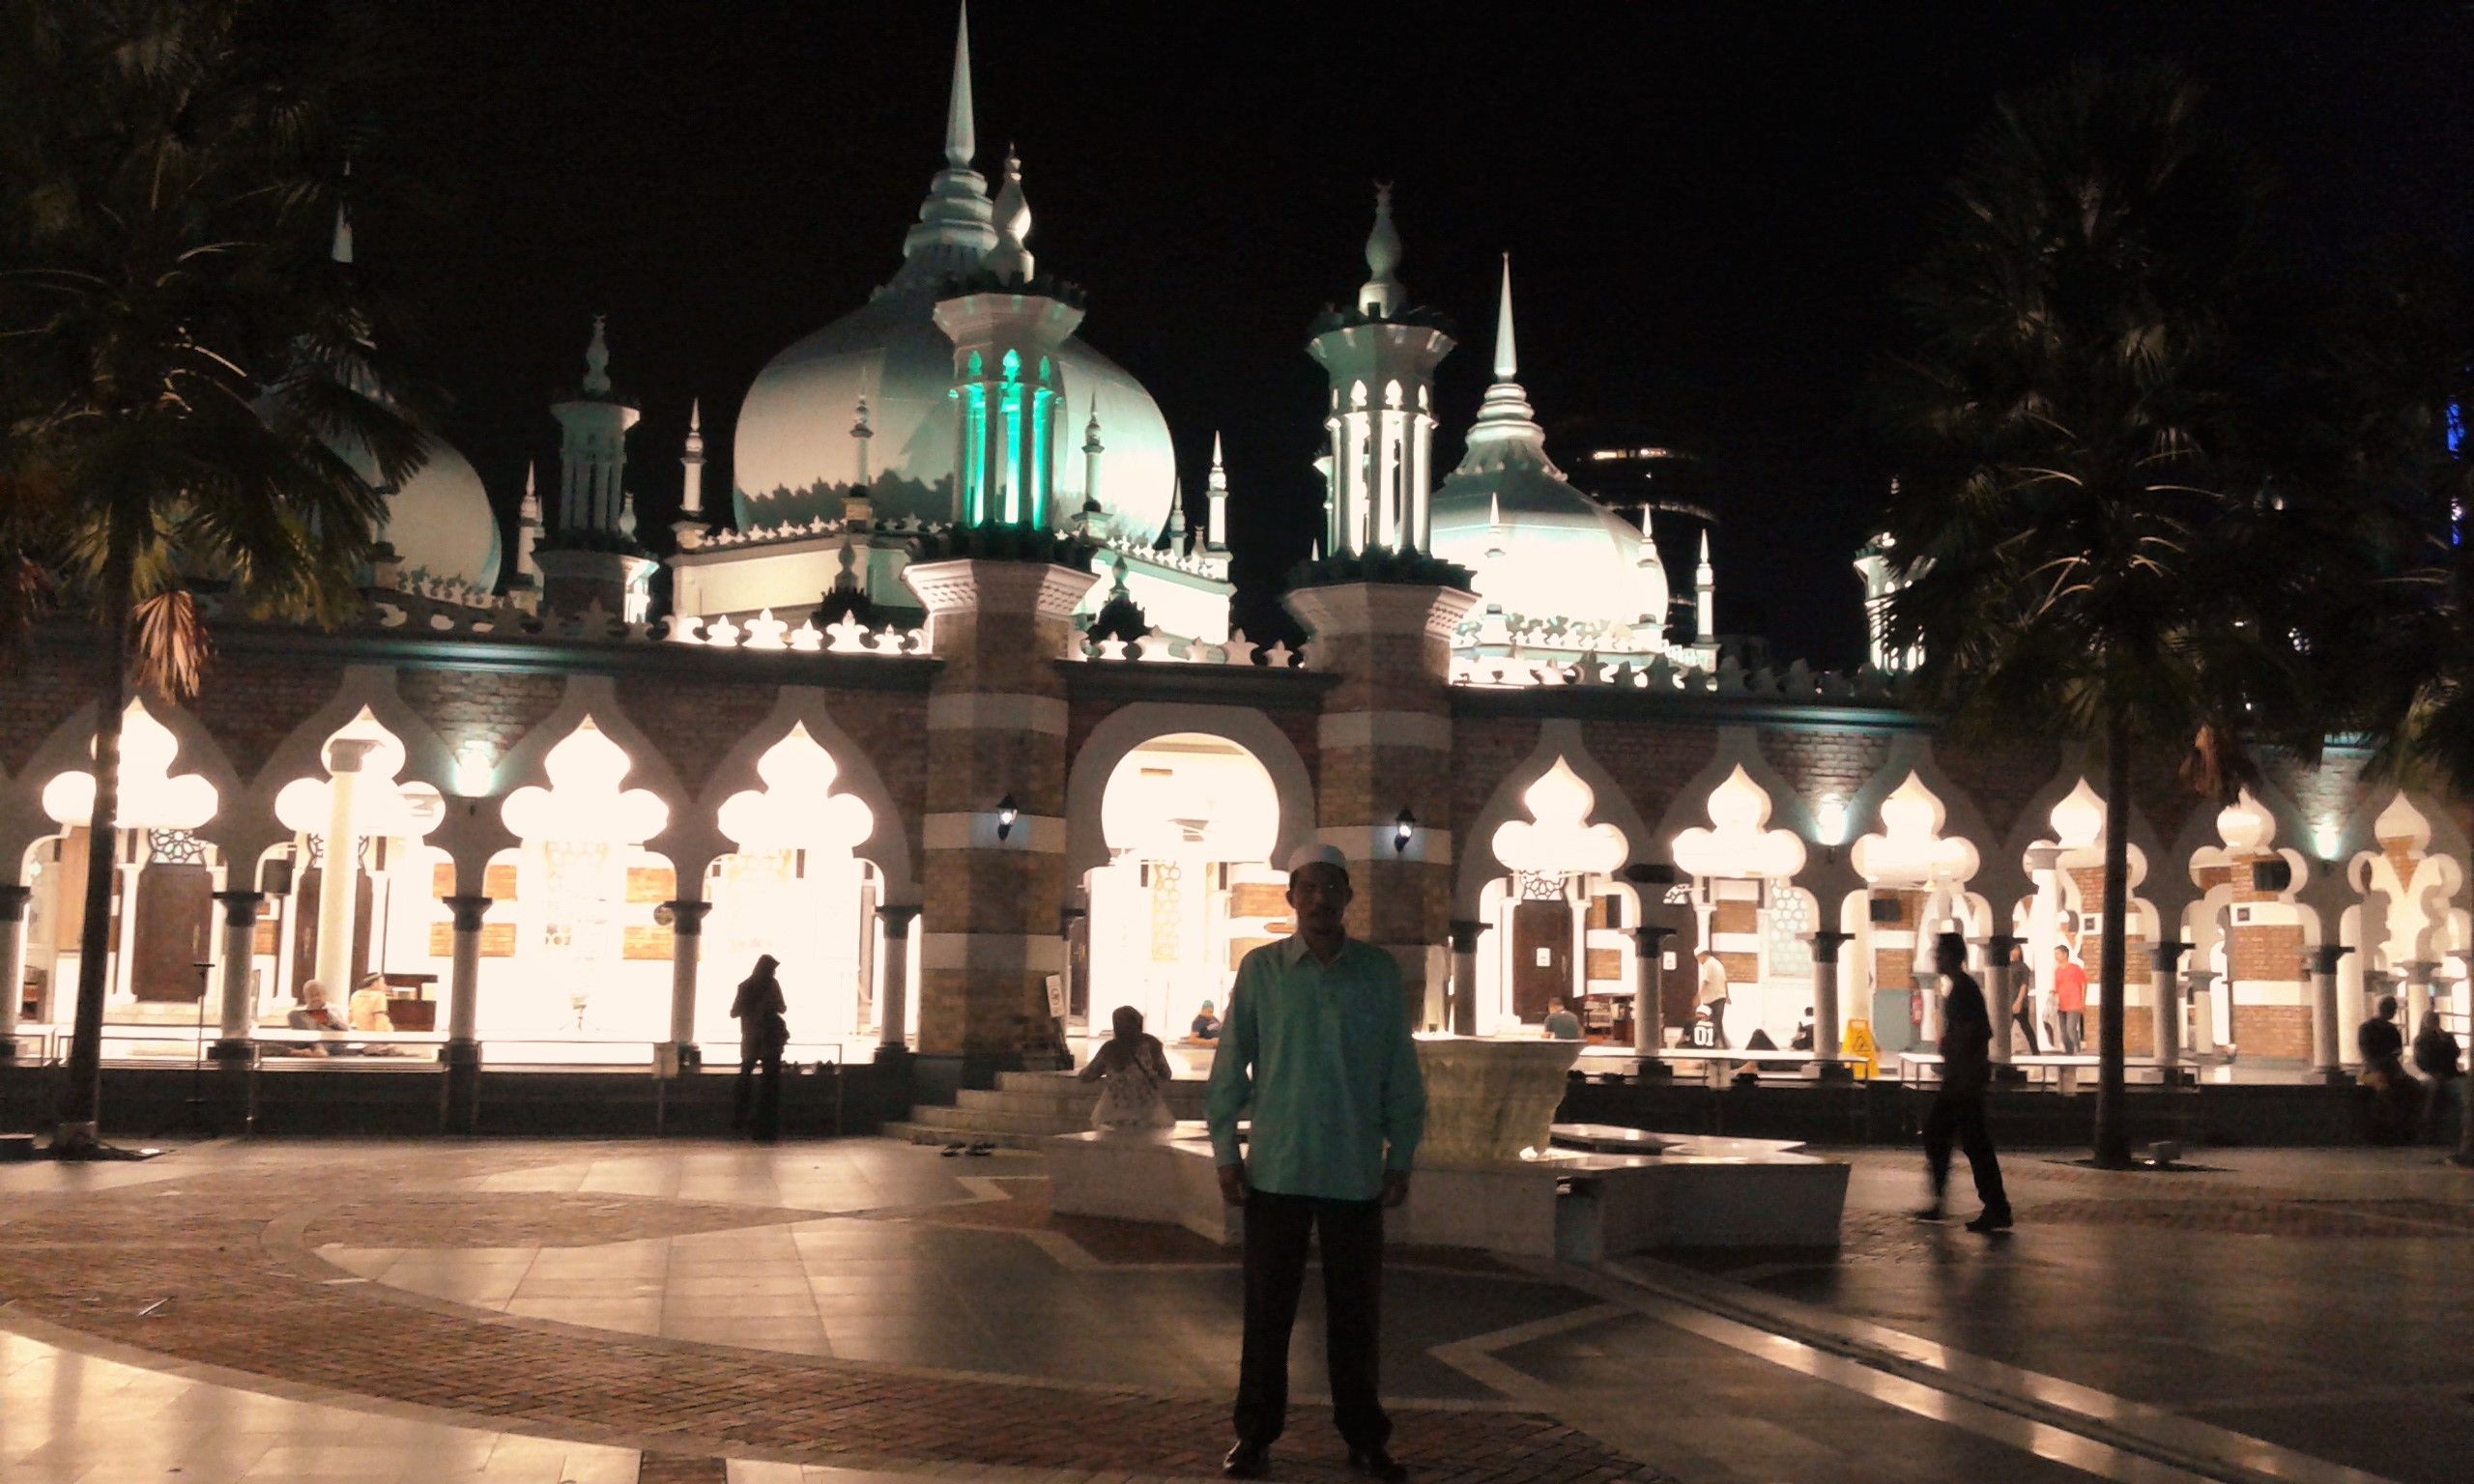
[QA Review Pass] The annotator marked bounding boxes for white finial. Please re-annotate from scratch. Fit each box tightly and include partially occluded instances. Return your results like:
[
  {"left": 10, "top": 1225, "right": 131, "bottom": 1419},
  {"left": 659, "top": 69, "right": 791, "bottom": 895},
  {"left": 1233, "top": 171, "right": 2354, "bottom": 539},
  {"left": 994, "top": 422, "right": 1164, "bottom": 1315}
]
[
  {"left": 986, "top": 145, "right": 1034, "bottom": 280},
  {"left": 688, "top": 399, "right": 702, "bottom": 436},
  {"left": 1205, "top": 432, "right": 1230, "bottom": 551},
  {"left": 582, "top": 314, "right": 612, "bottom": 395},
  {"left": 1208, "top": 432, "right": 1227, "bottom": 489},
  {"left": 679, "top": 399, "right": 705, "bottom": 519},
  {"left": 944, "top": 1, "right": 976, "bottom": 171},
  {"left": 1084, "top": 394, "right": 1103, "bottom": 448},
  {"left": 1699, "top": 529, "right": 1712, "bottom": 563},
  {"left": 521, "top": 462, "right": 539, "bottom": 520},
  {"left": 1359, "top": 183, "right": 1404, "bottom": 317},
  {"left": 1489, "top": 492, "right": 1504, "bottom": 529},
  {"left": 1493, "top": 253, "right": 1517, "bottom": 381}
]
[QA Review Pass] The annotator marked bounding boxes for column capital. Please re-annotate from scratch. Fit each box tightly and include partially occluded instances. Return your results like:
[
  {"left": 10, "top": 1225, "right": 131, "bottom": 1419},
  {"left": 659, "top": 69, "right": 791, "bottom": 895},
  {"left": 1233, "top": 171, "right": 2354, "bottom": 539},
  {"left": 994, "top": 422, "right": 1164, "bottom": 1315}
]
[
  {"left": 1631, "top": 924, "right": 1681, "bottom": 948},
  {"left": 2402, "top": 959, "right": 2441, "bottom": 983},
  {"left": 323, "top": 736, "right": 382, "bottom": 774},
  {"left": 2310, "top": 942, "right": 2353, "bottom": 974},
  {"left": 877, "top": 903, "right": 923, "bottom": 929},
  {"left": 0, "top": 883, "right": 30, "bottom": 920},
  {"left": 661, "top": 899, "right": 713, "bottom": 934},
  {"left": 1448, "top": 919, "right": 1490, "bottom": 952},
  {"left": 2150, "top": 939, "right": 2193, "bottom": 971},
  {"left": 212, "top": 889, "right": 265, "bottom": 927},
  {"left": 1807, "top": 929, "right": 1855, "bottom": 963},
  {"left": 1985, "top": 933, "right": 2025, "bottom": 952},
  {"left": 444, "top": 894, "right": 494, "bottom": 932}
]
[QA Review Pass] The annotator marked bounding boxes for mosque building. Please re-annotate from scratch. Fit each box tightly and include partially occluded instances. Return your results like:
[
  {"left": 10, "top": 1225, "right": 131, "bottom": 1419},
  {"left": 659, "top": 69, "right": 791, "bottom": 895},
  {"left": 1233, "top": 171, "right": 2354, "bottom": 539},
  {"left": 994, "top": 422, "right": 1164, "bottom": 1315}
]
[{"left": 0, "top": 7, "right": 2463, "bottom": 1130}]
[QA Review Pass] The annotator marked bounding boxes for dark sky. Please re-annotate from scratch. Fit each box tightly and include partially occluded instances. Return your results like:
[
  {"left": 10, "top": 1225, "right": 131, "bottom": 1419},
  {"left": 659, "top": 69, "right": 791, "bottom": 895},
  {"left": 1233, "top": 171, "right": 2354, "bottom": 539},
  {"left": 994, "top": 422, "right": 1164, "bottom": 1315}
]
[{"left": 369, "top": 1, "right": 2470, "bottom": 666}]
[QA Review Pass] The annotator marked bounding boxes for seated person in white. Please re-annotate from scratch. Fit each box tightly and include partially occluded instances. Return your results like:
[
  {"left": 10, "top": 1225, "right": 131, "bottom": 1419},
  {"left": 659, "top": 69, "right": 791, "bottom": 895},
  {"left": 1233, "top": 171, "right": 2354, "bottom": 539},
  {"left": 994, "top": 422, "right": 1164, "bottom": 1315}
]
[
  {"left": 1079, "top": 1004, "right": 1175, "bottom": 1133},
  {"left": 347, "top": 972, "right": 394, "bottom": 1032},
  {"left": 285, "top": 981, "right": 362, "bottom": 1055}
]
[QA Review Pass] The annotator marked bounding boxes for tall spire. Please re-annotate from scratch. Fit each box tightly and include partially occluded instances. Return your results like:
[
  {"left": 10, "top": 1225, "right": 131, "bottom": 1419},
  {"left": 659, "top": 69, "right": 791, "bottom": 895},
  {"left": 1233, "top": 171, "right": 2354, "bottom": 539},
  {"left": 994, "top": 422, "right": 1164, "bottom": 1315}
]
[
  {"left": 1455, "top": 254, "right": 1554, "bottom": 475},
  {"left": 898, "top": 1, "right": 998, "bottom": 278},
  {"left": 1358, "top": 183, "right": 1404, "bottom": 317},
  {"left": 944, "top": 0, "right": 975, "bottom": 170},
  {"left": 1491, "top": 253, "right": 1517, "bottom": 380}
]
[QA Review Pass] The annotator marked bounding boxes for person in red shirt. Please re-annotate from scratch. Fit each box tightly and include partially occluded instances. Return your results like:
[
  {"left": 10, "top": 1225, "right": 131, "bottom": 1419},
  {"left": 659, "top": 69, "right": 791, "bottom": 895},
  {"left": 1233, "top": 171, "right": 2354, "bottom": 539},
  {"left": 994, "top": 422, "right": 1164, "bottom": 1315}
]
[{"left": 2052, "top": 946, "right": 2088, "bottom": 1055}]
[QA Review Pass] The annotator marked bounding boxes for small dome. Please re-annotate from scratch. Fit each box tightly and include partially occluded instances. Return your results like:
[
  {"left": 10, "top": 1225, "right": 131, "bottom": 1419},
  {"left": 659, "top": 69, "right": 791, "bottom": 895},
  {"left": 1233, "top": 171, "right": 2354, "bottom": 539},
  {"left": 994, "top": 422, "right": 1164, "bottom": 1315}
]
[
  {"left": 732, "top": 282, "right": 1174, "bottom": 541},
  {"left": 1430, "top": 468, "right": 1666, "bottom": 632},
  {"left": 371, "top": 438, "right": 503, "bottom": 598}
]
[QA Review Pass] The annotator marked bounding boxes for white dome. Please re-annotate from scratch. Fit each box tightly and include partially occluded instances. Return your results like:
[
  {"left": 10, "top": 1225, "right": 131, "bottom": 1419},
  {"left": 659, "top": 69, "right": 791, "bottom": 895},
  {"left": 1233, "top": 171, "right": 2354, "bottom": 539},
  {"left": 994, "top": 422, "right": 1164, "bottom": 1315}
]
[
  {"left": 1430, "top": 467, "right": 1666, "bottom": 632},
  {"left": 732, "top": 280, "right": 1176, "bottom": 542},
  {"left": 379, "top": 438, "right": 502, "bottom": 597}
]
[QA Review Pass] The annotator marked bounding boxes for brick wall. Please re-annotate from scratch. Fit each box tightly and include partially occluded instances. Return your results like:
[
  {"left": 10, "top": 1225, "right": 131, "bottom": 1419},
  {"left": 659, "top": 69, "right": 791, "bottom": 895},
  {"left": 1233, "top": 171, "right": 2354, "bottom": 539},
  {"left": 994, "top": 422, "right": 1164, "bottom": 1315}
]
[
  {"left": 399, "top": 668, "right": 567, "bottom": 759},
  {"left": 1576, "top": 720, "right": 1721, "bottom": 836},
  {"left": 2233, "top": 1003, "right": 2312, "bottom": 1059},
  {"left": 1758, "top": 728, "right": 1891, "bottom": 813},
  {"left": 0, "top": 650, "right": 93, "bottom": 774},
  {"left": 187, "top": 653, "right": 348, "bottom": 783},
  {"left": 1929, "top": 737, "right": 2060, "bottom": 847}
]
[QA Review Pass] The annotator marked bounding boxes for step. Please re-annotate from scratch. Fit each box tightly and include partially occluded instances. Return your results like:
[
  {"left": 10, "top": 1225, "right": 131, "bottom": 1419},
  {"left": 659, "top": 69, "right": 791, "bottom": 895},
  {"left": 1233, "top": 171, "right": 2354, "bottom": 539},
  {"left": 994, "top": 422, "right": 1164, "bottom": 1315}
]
[
  {"left": 994, "top": 1069, "right": 1212, "bottom": 1095},
  {"left": 955, "top": 1086, "right": 1209, "bottom": 1116},
  {"left": 0, "top": 1133, "right": 35, "bottom": 1163},
  {"left": 907, "top": 1104, "right": 1094, "bottom": 1135},
  {"left": 882, "top": 1120, "right": 1053, "bottom": 1152}
]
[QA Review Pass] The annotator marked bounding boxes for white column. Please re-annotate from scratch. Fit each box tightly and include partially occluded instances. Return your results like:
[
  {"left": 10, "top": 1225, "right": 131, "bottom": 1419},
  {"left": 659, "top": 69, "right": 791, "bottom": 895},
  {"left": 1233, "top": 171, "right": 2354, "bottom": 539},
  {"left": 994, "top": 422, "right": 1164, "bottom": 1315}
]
[
  {"left": 313, "top": 738, "right": 379, "bottom": 997},
  {"left": 663, "top": 899, "right": 710, "bottom": 1055},
  {"left": 1633, "top": 925, "right": 1677, "bottom": 1065},
  {"left": 1986, "top": 935, "right": 2019, "bottom": 1068},
  {"left": 111, "top": 859, "right": 140, "bottom": 1004},
  {"left": 2151, "top": 939, "right": 2189, "bottom": 1077},
  {"left": 211, "top": 891, "right": 263, "bottom": 1050},
  {"left": 2310, "top": 943, "right": 2350, "bottom": 1082},
  {"left": 1810, "top": 929, "right": 1851, "bottom": 1075},
  {"left": 876, "top": 904, "right": 918, "bottom": 1053},
  {"left": 2404, "top": 960, "right": 2437, "bottom": 1034},
  {"left": 445, "top": 895, "right": 489, "bottom": 1045},
  {"left": 0, "top": 884, "right": 29, "bottom": 1059}
]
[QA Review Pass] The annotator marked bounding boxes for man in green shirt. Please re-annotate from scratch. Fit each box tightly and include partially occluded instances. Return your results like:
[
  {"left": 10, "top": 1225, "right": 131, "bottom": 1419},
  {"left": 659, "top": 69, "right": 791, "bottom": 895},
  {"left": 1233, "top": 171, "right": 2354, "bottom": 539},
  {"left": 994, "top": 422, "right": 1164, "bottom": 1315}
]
[{"left": 1207, "top": 843, "right": 1425, "bottom": 1482}]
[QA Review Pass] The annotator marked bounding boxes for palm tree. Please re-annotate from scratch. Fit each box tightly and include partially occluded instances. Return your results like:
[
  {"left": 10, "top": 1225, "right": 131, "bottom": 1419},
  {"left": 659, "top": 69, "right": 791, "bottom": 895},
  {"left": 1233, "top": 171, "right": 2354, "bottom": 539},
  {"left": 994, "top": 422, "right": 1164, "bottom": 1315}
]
[
  {"left": 0, "top": 1, "right": 429, "bottom": 1155},
  {"left": 1877, "top": 63, "right": 2313, "bottom": 1168}
]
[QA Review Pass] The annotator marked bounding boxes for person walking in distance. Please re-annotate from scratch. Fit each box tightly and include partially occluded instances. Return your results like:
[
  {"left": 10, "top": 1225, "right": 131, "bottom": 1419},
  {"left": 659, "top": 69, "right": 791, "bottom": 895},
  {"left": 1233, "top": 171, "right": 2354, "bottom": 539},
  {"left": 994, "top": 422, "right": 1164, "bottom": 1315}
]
[
  {"left": 1918, "top": 932, "right": 2012, "bottom": 1232},
  {"left": 2008, "top": 943, "right": 2041, "bottom": 1056},
  {"left": 2051, "top": 944, "right": 2087, "bottom": 1055},
  {"left": 1694, "top": 946, "right": 1733, "bottom": 1049},
  {"left": 1207, "top": 843, "right": 1425, "bottom": 1482},
  {"left": 731, "top": 955, "right": 789, "bottom": 1142}
]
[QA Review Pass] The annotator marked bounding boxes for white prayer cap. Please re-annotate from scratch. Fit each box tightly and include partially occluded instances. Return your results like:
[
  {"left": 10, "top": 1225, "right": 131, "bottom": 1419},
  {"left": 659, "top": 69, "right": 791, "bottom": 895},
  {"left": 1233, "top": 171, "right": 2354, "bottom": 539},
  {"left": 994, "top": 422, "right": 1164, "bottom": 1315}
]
[{"left": 1284, "top": 842, "right": 1349, "bottom": 877}]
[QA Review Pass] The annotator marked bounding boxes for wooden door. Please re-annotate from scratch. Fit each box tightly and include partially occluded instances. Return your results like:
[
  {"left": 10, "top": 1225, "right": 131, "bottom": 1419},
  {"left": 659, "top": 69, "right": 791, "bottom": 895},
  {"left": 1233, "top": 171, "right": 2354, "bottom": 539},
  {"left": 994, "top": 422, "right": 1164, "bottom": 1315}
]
[
  {"left": 287, "top": 867, "right": 373, "bottom": 1000},
  {"left": 1510, "top": 899, "right": 1573, "bottom": 1024},
  {"left": 129, "top": 863, "right": 215, "bottom": 1001}
]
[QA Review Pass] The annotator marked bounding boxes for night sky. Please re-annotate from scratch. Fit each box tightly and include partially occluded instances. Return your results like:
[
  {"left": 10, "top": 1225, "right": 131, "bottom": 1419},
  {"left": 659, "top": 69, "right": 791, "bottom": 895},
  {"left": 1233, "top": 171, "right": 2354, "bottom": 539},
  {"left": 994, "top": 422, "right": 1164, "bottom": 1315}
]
[{"left": 366, "top": 1, "right": 2469, "bottom": 666}]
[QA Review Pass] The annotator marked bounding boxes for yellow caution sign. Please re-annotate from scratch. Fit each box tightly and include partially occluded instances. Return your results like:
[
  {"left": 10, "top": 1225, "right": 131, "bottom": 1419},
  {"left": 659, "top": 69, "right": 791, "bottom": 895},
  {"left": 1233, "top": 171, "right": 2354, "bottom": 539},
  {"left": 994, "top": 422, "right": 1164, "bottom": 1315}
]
[{"left": 1842, "top": 1018, "right": 1880, "bottom": 1080}]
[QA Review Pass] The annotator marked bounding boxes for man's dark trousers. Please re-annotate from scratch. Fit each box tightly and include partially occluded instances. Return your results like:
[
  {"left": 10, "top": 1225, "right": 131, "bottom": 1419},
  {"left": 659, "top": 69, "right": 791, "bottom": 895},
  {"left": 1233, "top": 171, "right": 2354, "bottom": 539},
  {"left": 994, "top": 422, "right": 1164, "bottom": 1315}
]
[
  {"left": 1234, "top": 1188, "right": 1388, "bottom": 1450},
  {"left": 1923, "top": 1087, "right": 2008, "bottom": 1212}
]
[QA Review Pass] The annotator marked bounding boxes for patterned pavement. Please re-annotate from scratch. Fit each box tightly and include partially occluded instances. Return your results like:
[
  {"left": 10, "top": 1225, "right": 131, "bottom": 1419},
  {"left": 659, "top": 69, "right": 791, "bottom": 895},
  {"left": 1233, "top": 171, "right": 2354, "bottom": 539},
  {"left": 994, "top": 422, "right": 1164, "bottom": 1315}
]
[{"left": 2, "top": 1135, "right": 2464, "bottom": 1483}]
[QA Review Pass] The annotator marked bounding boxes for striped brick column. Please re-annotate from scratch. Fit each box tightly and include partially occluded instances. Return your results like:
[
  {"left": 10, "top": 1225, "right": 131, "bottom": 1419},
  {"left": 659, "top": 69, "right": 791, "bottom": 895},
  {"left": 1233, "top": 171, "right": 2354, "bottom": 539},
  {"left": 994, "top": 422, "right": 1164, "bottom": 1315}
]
[
  {"left": 1284, "top": 582, "right": 1476, "bottom": 1020},
  {"left": 904, "top": 558, "right": 1099, "bottom": 1091}
]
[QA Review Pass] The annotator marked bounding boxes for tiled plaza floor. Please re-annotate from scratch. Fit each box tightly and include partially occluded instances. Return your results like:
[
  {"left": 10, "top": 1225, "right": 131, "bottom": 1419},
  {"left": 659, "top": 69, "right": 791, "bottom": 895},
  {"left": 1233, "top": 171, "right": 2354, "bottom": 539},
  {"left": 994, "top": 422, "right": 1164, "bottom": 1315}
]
[{"left": 0, "top": 1134, "right": 2463, "bottom": 1482}]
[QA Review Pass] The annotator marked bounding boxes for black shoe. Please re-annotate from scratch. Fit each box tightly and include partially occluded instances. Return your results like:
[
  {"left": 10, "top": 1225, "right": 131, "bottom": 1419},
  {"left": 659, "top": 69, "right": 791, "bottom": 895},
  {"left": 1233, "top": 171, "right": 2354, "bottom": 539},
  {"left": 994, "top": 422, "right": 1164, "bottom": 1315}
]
[
  {"left": 1966, "top": 1207, "right": 2014, "bottom": 1233},
  {"left": 939, "top": 1143, "right": 964, "bottom": 1157},
  {"left": 1347, "top": 1446, "right": 1409, "bottom": 1481},
  {"left": 1912, "top": 1203, "right": 1945, "bottom": 1222},
  {"left": 1223, "top": 1440, "right": 1271, "bottom": 1478}
]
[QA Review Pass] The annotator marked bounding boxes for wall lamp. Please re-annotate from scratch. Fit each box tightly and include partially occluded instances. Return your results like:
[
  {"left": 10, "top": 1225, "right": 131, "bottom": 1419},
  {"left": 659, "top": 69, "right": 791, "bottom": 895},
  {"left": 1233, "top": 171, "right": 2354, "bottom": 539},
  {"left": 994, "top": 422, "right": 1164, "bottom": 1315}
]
[
  {"left": 1815, "top": 794, "right": 1849, "bottom": 862},
  {"left": 995, "top": 794, "right": 1020, "bottom": 842},
  {"left": 1394, "top": 807, "right": 1417, "bottom": 854},
  {"left": 452, "top": 738, "right": 497, "bottom": 799}
]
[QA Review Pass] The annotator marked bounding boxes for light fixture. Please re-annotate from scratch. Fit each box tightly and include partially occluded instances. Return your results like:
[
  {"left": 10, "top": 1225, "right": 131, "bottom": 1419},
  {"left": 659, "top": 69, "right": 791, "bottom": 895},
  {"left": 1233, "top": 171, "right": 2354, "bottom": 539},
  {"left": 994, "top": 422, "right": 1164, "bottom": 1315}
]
[
  {"left": 1394, "top": 807, "right": 1417, "bottom": 854},
  {"left": 452, "top": 738, "right": 497, "bottom": 799},
  {"left": 2312, "top": 816, "right": 2343, "bottom": 866},
  {"left": 1815, "top": 794, "right": 1849, "bottom": 858},
  {"left": 995, "top": 794, "right": 1020, "bottom": 842}
]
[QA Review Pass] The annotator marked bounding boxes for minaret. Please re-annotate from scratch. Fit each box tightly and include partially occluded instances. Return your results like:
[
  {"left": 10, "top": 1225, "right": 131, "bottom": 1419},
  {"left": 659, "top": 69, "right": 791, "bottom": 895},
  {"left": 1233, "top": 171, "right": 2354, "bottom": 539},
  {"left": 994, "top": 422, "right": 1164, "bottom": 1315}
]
[
  {"left": 541, "top": 316, "right": 656, "bottom": 618},
  {"left": 1161, "top": 477, "right": 1188, "bottom": 555},
  {"left": 1854, "top": 523, "right": 1916, "bottom": 671},
  {"left": 932, "top": 145, "right": 1082, "bottom": 531},
  {"left": 1204, "top": 432, "right": 1230, "bottom": 552},
  {"left": 896, "top": 2, "right": 998, "bottom": 285},
  {"left": 550, "top": 315, "right": 639, "bottom": 538},
  {"left": 846, "top": 395, "right": 877, "bottom": 529},
  {"left": 508, "top": 463, "right": 543, "bottom": 613},
  {"left": 1694, "top": 529, "right": 1716, "bottom": 646},
  {"left": 672, "top": 400, "right": 707, "bottom": 550},
  {"left": 1077, "top": 398, "right": 1112, "bottom": 541},
  {"left": 1307, "top": 185, "right": 1454, "bottom": 556}
]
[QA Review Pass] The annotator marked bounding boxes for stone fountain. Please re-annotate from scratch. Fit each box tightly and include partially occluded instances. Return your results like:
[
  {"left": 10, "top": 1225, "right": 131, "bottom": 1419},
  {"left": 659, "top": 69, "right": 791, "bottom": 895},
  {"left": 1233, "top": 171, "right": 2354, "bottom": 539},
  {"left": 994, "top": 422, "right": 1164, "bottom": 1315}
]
[{"left": 1411, "top": 1034, "right": 1583, "bottom": 1164}]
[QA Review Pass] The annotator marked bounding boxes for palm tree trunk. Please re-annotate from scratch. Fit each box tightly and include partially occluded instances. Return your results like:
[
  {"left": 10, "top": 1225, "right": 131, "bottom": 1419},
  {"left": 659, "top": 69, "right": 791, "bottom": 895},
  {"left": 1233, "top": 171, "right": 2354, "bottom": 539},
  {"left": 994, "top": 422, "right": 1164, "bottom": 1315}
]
[
  {"left": 2092, "top": 707, "right": 2135, "bottom": 1168},
  {"left": 51, "top": 572, "right": 130, "bottom": 1154}
]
